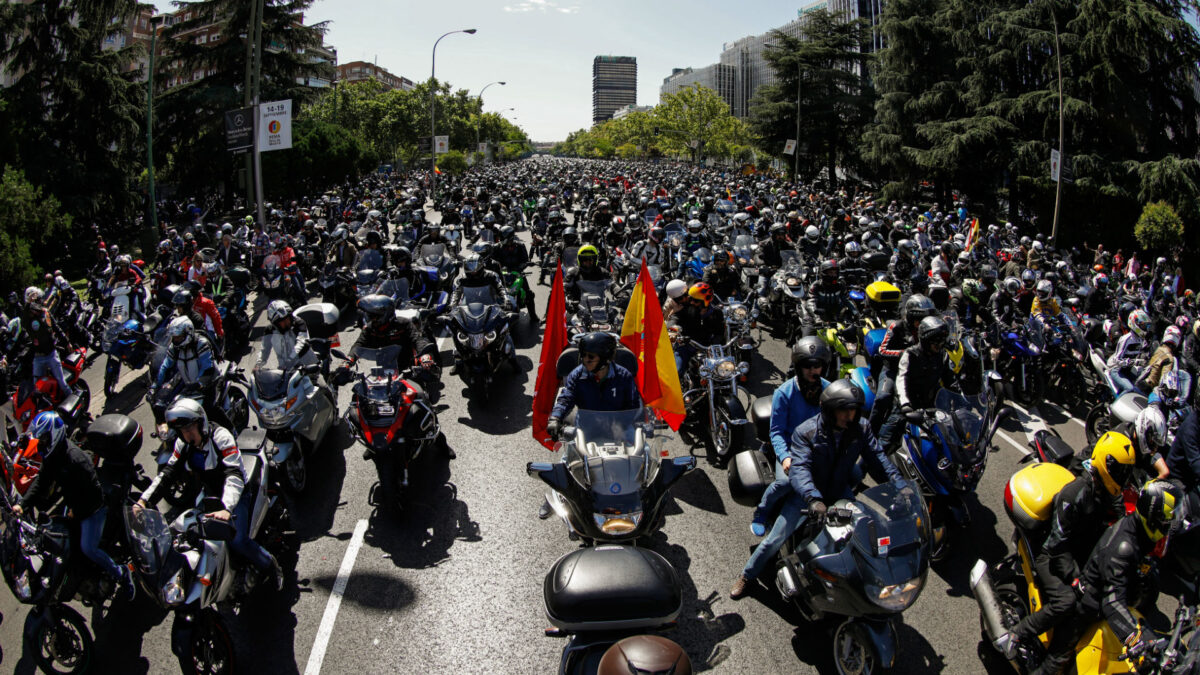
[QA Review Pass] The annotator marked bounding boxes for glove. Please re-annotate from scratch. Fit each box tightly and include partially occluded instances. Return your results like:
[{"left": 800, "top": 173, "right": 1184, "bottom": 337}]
[
  {"left": 146, "top": 385, "right": 157, "bottom": 403},
  {"left": 546, "top": 418, "right": 562, "bottom": 440},
  {"left": 809, "top": 500, "right": 828, "bottom": 526},
  {"left": 419, "top": 354, "right": 435, "bottom": 370}
]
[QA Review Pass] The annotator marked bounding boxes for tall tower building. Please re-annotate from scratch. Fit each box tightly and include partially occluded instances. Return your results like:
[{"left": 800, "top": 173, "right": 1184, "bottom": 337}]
[{"left": 593, "top": 55, "right": 637, "bottom": 125}]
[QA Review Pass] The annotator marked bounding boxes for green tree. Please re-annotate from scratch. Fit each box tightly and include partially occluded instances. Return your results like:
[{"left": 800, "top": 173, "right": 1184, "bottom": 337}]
[
  {"left": 1134, "top": 201, "right": 1185, "bottom": 253},
  {"left": 0, "top": 0, "right": 145, "bottom": 227},
  {"left": 262, "top": 118, "right": 374, "bottom": 195},
  {"left": 154, "top": 0, "right": 333, "bottom": 202},
  {"left": 0, "top": 166, "right": 72, "bottom": 293},
  {"left": 751, "top": 10, "right": 876, "bottom": 184},
  {"left": 437, "top": 150, "right": 468, "bottom": 176},
  {"left": 656, "top": 85, "right": 750, "bottom": 162}
]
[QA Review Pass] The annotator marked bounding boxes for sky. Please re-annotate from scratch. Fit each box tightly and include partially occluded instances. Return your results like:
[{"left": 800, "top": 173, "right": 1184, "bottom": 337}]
[{"left": 150, "top": 0, "right": 816, "bottom": 142}]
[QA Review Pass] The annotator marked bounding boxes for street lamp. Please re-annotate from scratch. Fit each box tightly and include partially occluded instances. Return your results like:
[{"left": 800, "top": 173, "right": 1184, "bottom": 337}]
[
  {"left": 430, "top": 28, "right": 476, "bottom": 201},
  {"left": 145, "top": 13, "right": 165, "bottom": 248},
  {"left": 765, "top": 42, "right": 801, "bottom": 180},
  {"left": 475, "top": 80, "right": 506, "bottom": 162}
]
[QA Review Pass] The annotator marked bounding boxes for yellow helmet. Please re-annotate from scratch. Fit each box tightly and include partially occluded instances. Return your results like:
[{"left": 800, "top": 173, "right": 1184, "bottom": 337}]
[
  {"left": 578, "top": 245, "right": 599, "bottom": 264},
  {"left": 1136, "top": 479, "right": 1182, "bottom": 542},
  {"left": 1091, "top": 431, "right": 1137, "bottom": 496}
]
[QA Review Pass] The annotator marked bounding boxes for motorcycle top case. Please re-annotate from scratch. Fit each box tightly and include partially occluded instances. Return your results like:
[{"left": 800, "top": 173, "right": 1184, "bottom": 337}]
[
  {"left": 294, "top": 302, "right": 341, "bottom": 339},
  {"left": 85, "top": 414, "right": 143, "bottom": 464},
  {"left": 866, "top": 281, "right": 901, "bottom": 307},
  {"left": 1005, "top": 463, "right": 1074, "bottom": 532},
  {"left": 225, "top": 266, "right": 251, "bottom": 287},
  {"left": 727, "top": 448, "right": 774, "bottom": 507},
  {"left": 544, "top": 545, "right": 681, "bottom": 632}
]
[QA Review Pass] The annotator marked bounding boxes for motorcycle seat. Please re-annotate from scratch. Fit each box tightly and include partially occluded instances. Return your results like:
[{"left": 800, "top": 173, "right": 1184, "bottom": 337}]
[
  {"left": 1035, "top": 431, "right": 1075, "bottom": 465},
  {"left": 242, "top": 452, "right": 263, "bottom": 495}
]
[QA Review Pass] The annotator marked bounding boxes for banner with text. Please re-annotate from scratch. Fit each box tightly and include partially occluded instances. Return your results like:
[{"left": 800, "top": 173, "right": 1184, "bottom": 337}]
[{"left": 258, "top": 99, "right": 292, "bottom": 152}]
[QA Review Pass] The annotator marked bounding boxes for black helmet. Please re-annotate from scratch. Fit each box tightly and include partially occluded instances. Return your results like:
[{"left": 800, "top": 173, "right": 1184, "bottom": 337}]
[
  {"left": 903, "top": 294, "right": 936, "bottom": 327},
  {"left": 1136, "top": 479, "right": 1183, "bottom": 542},
  {"left": 365, "top": 230, "right": 383, "bottom": 247},
  {"left": 578, "top": 331, "right": 617, "bottom": 369},
  {"left": 392, "top": 246, "right": 412, "bottom": 268},
  {"left": 791, "top": 336, "right": 831, "bottom": 373},
  {"left": 917, "top": 316, "right": 949, "bottom": 352},
  {"left": 562, "top": 227, "right": 578, "bottom": 246},
  {"left": 597, "top": 635, "right": 692, "bottom": 675},
  {"left": 819, "top": 379, "right": 865, "bottom": 426},
  {"left": 358, "top": 294, "right": 396, "bottom": 329},
  {"left": 769, "top": 223, "right": 787, "bottom": 238},
  {"left": 819, "top": 259, "right": 838, "bottom": 280},
  {"left": 499, "top": 225, "right": 515, "bottom": 243},
  {"left": 172, "top": 289, "right": 194, "bottom": 311}
]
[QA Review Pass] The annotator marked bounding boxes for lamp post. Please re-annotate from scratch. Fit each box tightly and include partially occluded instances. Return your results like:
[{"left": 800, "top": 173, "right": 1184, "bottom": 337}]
[
  {"left": 1049, "top": 10, "right": 1065, "bottom": 247},
  {"left": 145, "top": 13, "right": 164, "bottom": 249},
  {"left": 475, "top": 80, "right": 506, "bottom": 162},
  {"left": 430, "top": 28, "right": 476, "bottom": 202}
]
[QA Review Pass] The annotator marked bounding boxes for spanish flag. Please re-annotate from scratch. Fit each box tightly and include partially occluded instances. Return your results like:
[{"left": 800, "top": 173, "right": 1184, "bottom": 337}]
[
  {"left": 531, "top": 264, "right": 568, "bottom": 449},
  {"left": 965, "top": 217, "right": 980, "bottom": 252},
  {"left": 434, "top": 165, "right": 442, "bottom": 175},
  {"left": 620, "top": 259, "right": 686, "bottom": 430}
]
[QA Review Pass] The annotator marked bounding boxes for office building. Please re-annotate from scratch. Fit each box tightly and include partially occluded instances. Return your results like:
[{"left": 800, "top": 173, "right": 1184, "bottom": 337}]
[
  {"left": 613, "top": 104, "right": 654, "bottom": 119},
  {"left": 828, "top": 0, "right": 887, "bottom": 54},
  {"left": 335, "top": 61, "right": 413, "bottom": 91},
  {"left": 593, "top": 55, "right": 637, "bottom": 125},
  {"left": 660, "top": 64, "right": 737, "bottom": 110}
]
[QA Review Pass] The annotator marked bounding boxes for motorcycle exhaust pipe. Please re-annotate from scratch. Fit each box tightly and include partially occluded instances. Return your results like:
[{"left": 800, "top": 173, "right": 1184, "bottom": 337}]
[{"left": 969, "top": 559, "right": 1006, "bottom": 646}]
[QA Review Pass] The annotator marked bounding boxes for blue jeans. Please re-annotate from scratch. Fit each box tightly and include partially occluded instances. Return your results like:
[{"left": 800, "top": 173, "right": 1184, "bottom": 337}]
[
  {"left": 1109, "top": 368, "right": 1137, "bottom": 395},
  {"left": 32, "top": 353, "right": 71, "bottom": 394},
  {"left": 755, "top": 458, "right": 791, "bottom": 517},
  {"left": 231, "top": 490, "right": 274, "bottom": 573},
  {"left": 743, "top": 496, "right": 808, "bottom": 580},
  {"left": 868, "top": 369, "right": 895, "bottom": 435},
  {"left": 675, "top": 345, "right": 698, "bottom": 377},
  {"left": 80, "top": 506, "right": 122, "bottom": 580}
]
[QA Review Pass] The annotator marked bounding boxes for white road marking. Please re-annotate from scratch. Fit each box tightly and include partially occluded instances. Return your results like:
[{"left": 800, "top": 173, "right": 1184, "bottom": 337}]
[
  {"left": 1009, "top": 399, "right": 1085, "bottom": 430},
  {"left": 996, "top": 429, "right": 1031, "bottom": 456},
  {"left": 304, "top": 518, "right": 369, "bottom": 675}
]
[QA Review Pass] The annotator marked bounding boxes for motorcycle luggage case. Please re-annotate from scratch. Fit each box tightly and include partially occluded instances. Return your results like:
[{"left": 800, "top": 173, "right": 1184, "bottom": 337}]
[
  {"left": 1004, "top": 463, "right": 1074, "bottom": 532},
  {"left": 749, "top": 396, "right": 773, "bottom": 444},
  {"left": 866, "top": 281, "right": 901, "bottom": 308},
  {"left": 544, "top": 545, "right": 681, "bottom": 632},
  {"left": 85, "top": 414, "right": 143, "bottom": 464},
  {"left": 225, "top": 267, "right": 251, "bottom": 287},
  {"left": 54, "top": 389, "right": 89, "bottom": 428},
  {"left": 863, "top": 251, "right": 889, "bottom": 271},
  {"left": 294, "top": 303, "right": 341, "bottom": 339},
  {"left": 728, "top": 448, "right": 773, "bottom": 507},
  {"left": 157, "top": 283, "right": 181, "bottom": 308}
]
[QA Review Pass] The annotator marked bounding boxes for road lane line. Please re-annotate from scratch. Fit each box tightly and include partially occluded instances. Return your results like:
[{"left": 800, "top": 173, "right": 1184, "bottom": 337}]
[
  {"left": 304, "top": 518, "right": 368, "bottom": 675},
  {"left": 1009, "top": 399, "right": 1085, "bottom": 430},
  {"left": 996, "top": 430, "right": 1031, "bottom": 456}
]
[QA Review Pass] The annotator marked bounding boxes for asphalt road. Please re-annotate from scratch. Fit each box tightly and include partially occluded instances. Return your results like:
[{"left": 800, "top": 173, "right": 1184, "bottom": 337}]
[{"left": 0, "top": 219, "right": 1172, "bottom": 675}]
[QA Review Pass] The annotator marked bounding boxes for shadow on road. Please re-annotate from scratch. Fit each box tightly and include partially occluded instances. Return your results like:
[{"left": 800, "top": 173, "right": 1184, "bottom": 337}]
[
  {"left": 454, "top": 359, "right": 533, "bottom": 435},
  {"left": 290, "top": 422, "right": 352, "bottom": 545},
  {"left": 932, "top": 496, "right": 1009, "bottom": 599},
  {"left": 646, "top": 532, "right": 745, "bottom": 671},
  {"left": 671, "top": 467, "right": 728, "bottom": 516},
  {"left": 363, "top": 450, "right": 482, "bottom": 570}
]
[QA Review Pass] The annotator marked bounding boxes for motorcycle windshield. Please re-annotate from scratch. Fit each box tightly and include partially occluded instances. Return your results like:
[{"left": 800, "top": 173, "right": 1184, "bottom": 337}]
[
  {"left": 560, "top": 246, "right": 579, "bottom": 269},
  {"left": 573, "top": 409, "right": 650, "bottom": 452},
  {"left": 124, "top": 506, "right": 173, "bottom": 576},
  {"left": 575, "top": 279, "right": 610, "bottom": 299},
  {"left": 350, "top": 344, "right": 402, "bottom": 376},
  {"left": 933, "top": 387, "right": 987, "bottom": 469},
  {"left": 419, "top": 244, "right": 446, "bottom": 266},
  {"left": 375, "top": 278, "right": 411, "bottom": 306},
  {"left": 357, "top": 250, "right": 383, "bottom": 272},
  {"left": 355, "top": 268, "right": 380, "bottom": 286},
  {"left": 849, "top": 482, "right": 929, "bottom": 591},
  {"left": 779, "top": 250, "right": 801, "bottom": 269},
  {"left": 733, "top": 235, "right": 755, "bottom": 260},
  {"left": 694, "top": 248, "right": 713, "bottom": 264},
  {"left": 460, "top": 286, "right": 498, "bottom": 307},
  {"left": 253, "top": 368, "right": 288, "bottom": 401}
]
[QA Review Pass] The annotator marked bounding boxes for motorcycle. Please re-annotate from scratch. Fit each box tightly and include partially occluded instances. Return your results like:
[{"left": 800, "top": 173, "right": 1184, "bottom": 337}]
[
  {"left": 1085, "top": 366, "right": 1192, "bottom": 447},
  {"left": 101, "top": 308, "right": 167, "bottom": 397},
  {"left": 680, "top": 338, "right": 751, "bottom": 462},
  {"left": 568, "top": 279, "right": 619, "bottom": 339},
  {"left": 891, "top": 386, "right": 1009, "bottom": 560},
  {"left": 124, "top": 440, "right": 294, "bottom": 675},
  {"left": 721, "top": 294, "right": 760, "bottom": 372},
  {"left": 210, "top": 266, "right": 252, "bottom": 358},
  {"left": 768, "top": 250, "right": 808, "bottom": 338},
  {"left": 318, "top": 261, "right": 356, "bottom": 314},
  {"left": 990, "top": 318, "right": 1048, "bottom": 406},
  {"left": 445, "top": 286, "right": 517, "bottom": 399},
  {"left": 247, "top": 363, "right": 338, "bottom": 495},
  {"left": 334, "top": 345, "right": 443, "bottom": 512},
  {"left": 528, "top": 407, "right": 695, "bottom": 545},
  {"left": 416, "top": 243, "right": 459, "bottom": 297},
  {"left": 8, "top": 348, "right": 90, "bottom": 438},
  {"left": 539, "top": 545, "right": 686, "bottom": 675},
  {"left": 772, "top": 480, "right": 932, "bottom": 675}
]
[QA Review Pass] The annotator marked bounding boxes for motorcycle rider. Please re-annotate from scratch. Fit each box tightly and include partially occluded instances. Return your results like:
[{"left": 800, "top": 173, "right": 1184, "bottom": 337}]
[
  {"left": 748, "top": 337, "right": 831, "bottom": 536},
  {"left": 541, "top": 331, "right": 642, "bottom": 518},
  {"left": 1106, "top": 309, "right": 1151, "bottom": 394},
  {"left": 565, "top": 245, "right": 609, "bottom": 306},
  {"left": 180, "top": 282, "right": 224, "bottom": 348},
  {"left": 451, "top": 252, "right": 505, "bottom": 307},
  {"left": 14, "top": 411, "right": 136, "bottom": 599},
  {"left": 148, "top": 316, "right": 225, "bottom": 427},
  {"left": 274, "top": 236, "right": 308, "bottom": 300},
  {"left": 663, "top": 279, "right": 688, "bottom": 321},
  {"left": 257, "top": 300, "right": 315, "bottom": 371},
  {"left": 702, "top": 246, "right": 748, "bottom": 301},
  {"left": 21, "top": 287, "right": 75, "bottom": 396},
  {"left": 990, "top": 277, "right": 1023, "bottom": 329},
  {"left": 996, "top": 432, "right": 1137, "bottom": 673},
  {"left": 350, "top": 294, "right": 441, "bottom": 390},
  {"left": 670, "top": 282, "right": 725, "bottom": 376},
  {"left": 495, "top": 226, "right": 538, "bottom": 322},
  {"left": 135, "top": 399, "right": 284, "bottom": 591},
  {"left": 214, "top": 230, "right": 244, "bottom": 269},
  {"left": 882, "top": 316, "right": 958, "bottom": 453},
  {"left": 1074, "top": 481, "right": 1183, "bottom": 664},
  {"left": 730, "top": 379, "right": 903, "bottom": 599},
  {"left": 105, "top": 254, "right": 146, "bottom": 319},
  {"left": 629, "top": 226, "right": 669, "bottom": 268},
  {"left": 328, "top": 227, "right": 359, "bottom": 269},
  {"left": 803, "top": 259, "right": 857, "bottom": 337},
  {"left": 837, "top": 241, "right": 870, "bottom": 288},
  {"left": 1136, "top": 325, "right": 1181, "bottom": 393},
  {"left": 874, "top": 294, "right": 936, "bottom": 440},
  {"left": 757, "top": 223, "right": 791, "bottom": 273}
]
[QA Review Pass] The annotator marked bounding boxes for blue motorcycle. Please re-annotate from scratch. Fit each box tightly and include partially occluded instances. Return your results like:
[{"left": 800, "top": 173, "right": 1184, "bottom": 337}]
[
  {"left": 101, "top": 311, "right": 167, "bottom": 397},
  {"left": 990, "top": 318, "right": 1045, "bottom": 405},
  {"left": 681, "top": 247, "right": 713, "bottom": 282},
  {"left": 891, "top": 387, "right": 1009, "bottom": 560}
]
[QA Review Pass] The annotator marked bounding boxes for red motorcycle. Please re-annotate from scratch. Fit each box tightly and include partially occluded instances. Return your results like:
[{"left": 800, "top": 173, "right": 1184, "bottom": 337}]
[
  {"left": 331, "top": 344, "right": 442, "bottom": 512},
  {"left": 7, "top": 347, "right": 91, "bottom": 439}
]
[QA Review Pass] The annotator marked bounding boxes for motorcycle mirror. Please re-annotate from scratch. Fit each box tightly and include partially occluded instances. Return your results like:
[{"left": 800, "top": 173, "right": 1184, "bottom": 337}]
[
  {"left": 671, "top": 456, "right": 696, "bottom": 470},
  {"left": 330, "top": 349, "right": 348, "bottom": 361},
  {"left": 905, "top": 410, "right": 925, "bottom": 425},
  {"left": 527, "top": 461, "right": 555, "bottom": 476}
]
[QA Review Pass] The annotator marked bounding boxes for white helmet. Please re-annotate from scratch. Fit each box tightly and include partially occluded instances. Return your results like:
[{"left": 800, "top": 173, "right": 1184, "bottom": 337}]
[
  {"left": 1032, "top": 240, "right": 1044, "bottom": 251},
  {"left": 165, "top": 397, "right": 208, "bottom": 434},
  {"left": 666, "top": 279, "right": 687, "bottom": 300},
  {"left": 1035, "top": 279, "right": 1053, "bottom": 300},
  {"left": 1135, "top": 406, "right": 1167, "bottom": 451},
  {"left": 1162, "top": 325, "right": 1182, "bottom": 349},
  {"left": 24, "top": 286, "right": 43, "bottom": 304},
  {"left": 167, "top": 315, "right": 195, "bottom": 346},
  {"left": 267, "top": 300, "right": 293, "bottom": 326},
  {"left": 804, "top": 225, "right": 820, "bottom": 242}
]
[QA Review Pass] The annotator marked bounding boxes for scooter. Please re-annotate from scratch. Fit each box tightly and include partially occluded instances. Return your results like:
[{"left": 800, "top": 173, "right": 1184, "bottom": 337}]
[{"left": 247, "top": 363, "right": 337, "bottom": 494}]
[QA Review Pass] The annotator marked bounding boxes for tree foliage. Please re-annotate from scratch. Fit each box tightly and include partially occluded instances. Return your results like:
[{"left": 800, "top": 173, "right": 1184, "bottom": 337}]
[
  {"left": 262, "top": 118, "right": 374, "bottom": 195},
  {"left": 0, "top": 167, "right": 72, "bottom": 292},
  {"left": 1134, "top": 201, "right": 1185, "bottom": 253},
  {"left": 750, "top": 9, "right": 877, "bottom": 183},
  {"left": 437, "top": 150, "right": 468, "bottom": 176}
]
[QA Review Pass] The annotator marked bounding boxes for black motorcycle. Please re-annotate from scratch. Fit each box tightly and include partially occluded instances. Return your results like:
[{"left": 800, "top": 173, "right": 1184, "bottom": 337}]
[
  {"left": 318, "top": 261, "right": 356, "bottom": 314},
  {"left": 444, "top": 286, "right": 516, "bottom": 399}
]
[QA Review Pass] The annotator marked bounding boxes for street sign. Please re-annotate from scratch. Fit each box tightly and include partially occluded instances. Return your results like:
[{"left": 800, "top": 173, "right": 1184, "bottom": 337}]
[
  {"left": 434, "top": 135, "right": 449, "bottom": 154},
  {"left": 225, "top": 107, "right": 253, "bottom": 153},
  {"left": 258, "top": 99, "right": 292, "bottom": 152},
  {"left": 1062, "top": 156, "right": 1074, "bottom": 184},
  {"left": 478, "top": 142, "right": 487, "bottom": 153},
  {"left": 1050, "top": 149, "right": 1061, "bottom": 182},
  {"left": 783, "top": 139, "right": 797, "bottom": 155}
]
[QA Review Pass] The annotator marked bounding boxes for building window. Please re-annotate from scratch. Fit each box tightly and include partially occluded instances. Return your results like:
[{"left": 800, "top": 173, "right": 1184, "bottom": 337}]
[
  {"left": 196, "top": 34, "right": 206, "bottom": 44},
  {"left": 210, "top": 32, "right": 220, "bottom": 41}
]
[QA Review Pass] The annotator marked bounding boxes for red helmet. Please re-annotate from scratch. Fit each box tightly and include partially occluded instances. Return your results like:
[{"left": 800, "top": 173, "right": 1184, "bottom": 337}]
[{"left": 687, "top": 282, "right": 714, "bottom": 307}]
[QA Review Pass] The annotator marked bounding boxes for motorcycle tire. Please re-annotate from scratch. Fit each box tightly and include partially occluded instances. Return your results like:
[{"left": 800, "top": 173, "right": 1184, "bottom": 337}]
[
  {"left": 1084, "top": 403, "right": 1110, "bottom": 447},
  {"left": 224, "top": 387, "right": 249, "bottom": 434},
  {"left": 160, "top": 463, "right": 199, "bottom": 510},
  {"left": 831, "top": 618, "right": 878, "bottom": 675},
  {"left": 175, "top": 610, "right": 235, "bottom": 675},
  {"left": 709, "top": 406, "right": 743, "bottom": 462},
  {"left": 28, "top": 605, "right": 93, "bottom": 675},
  {"left": 283, "top": 451, "right": 307, "bottom": 494},
  {"left": 103, "top": 360, "right": 119, "bottom": 397},
  {"left": 372, "top": 454, "right": 399, "bottom": 513}
]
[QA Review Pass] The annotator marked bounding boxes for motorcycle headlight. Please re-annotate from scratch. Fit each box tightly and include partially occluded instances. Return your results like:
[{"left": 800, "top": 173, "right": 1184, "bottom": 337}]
[
  {"left": 845, "top": 343, "right": 858, "bottom": 358},
  {"left": 729, "top": 305, "right": 749, "bottom": 321},
  {"left": 456, "top": 331, "right": 469, "bottom": 343},
  {"left": 14, "top": 570, "right": 32, "bottom": 600},
  {"left": 715, "top": 360, "right": 738, "bottom": 379},
  {"left": 485, "top": 330, "right": 497, "bottom": 342},
  {"left": 1027, "top": 343, "right": 1041, "bottom": 356},
  {"left": 162, "top": 569, "right": 186, "bottom": 606},
  {"left": 869, "top": 577, "right": 923, "bottom": 610},
  {"left": 594, "top": 511, "right": 642, "bottom": 535}
]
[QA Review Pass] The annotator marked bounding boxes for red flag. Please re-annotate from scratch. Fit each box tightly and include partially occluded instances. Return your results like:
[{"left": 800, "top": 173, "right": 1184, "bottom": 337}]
[
  {"left": 620, "top": 259, "right": 686, "bottom": 430},
  {"left": 531, "top": 264, "right": 568, "bottom": 449}
]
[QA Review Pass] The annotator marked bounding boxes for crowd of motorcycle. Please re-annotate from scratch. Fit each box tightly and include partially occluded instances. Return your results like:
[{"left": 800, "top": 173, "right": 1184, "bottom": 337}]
[{"left": 0, "top": 156, "right": 1197, "bottom": 674}]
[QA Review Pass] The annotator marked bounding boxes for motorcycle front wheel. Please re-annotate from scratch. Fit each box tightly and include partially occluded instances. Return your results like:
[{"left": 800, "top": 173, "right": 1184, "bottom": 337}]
[
  {"left": 284, "top": 450, "right": 307, "bottom": 494},
  {"left": 175, "top": 610, "right": 235, "bottom": 675},
  {"left": 1084, "top": 403, "right": 1110, "bottom": 447},
  {"left": 223, "top": 387, "right": 249, "bottom": 433},
  {"left": 832, "top": 618, "right": 878, "bottom": 675},
  {"left": 29, "top": 605, "right": 93, "bottom": 675},
  {"left": 710, "top": 405, "right": 743, "bottom": 461}
]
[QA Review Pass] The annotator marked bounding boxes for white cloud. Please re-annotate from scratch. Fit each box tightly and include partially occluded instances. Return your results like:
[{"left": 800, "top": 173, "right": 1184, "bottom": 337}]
[{"left": 504, "top": 0, "right": 579, "bottom": 13}]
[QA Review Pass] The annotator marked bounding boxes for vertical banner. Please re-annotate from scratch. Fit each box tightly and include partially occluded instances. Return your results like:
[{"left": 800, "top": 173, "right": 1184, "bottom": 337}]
[{"left": 258, "top": 99, "right": 292, "bottom": 152}]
